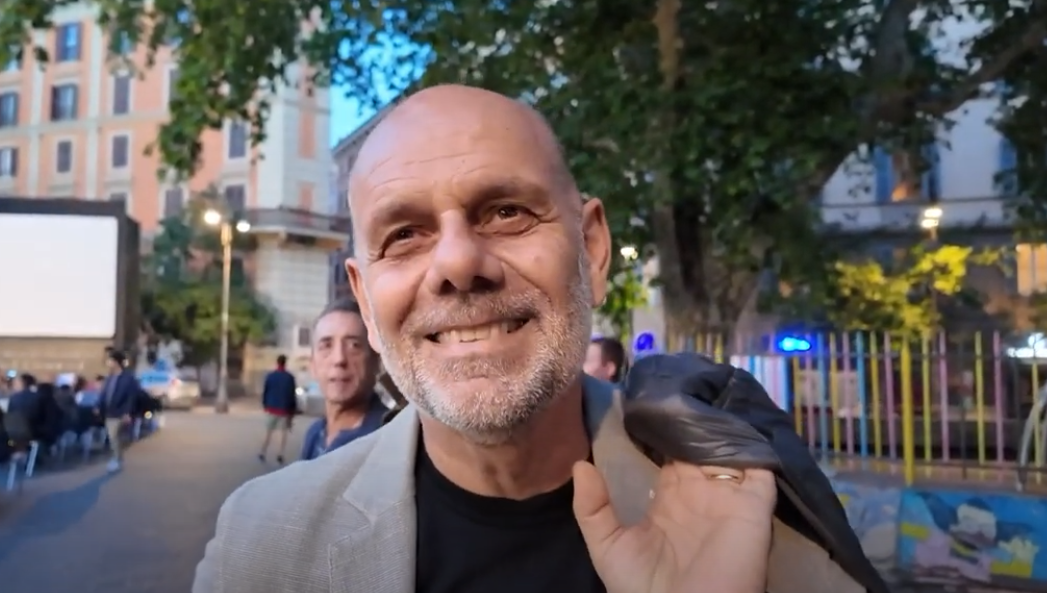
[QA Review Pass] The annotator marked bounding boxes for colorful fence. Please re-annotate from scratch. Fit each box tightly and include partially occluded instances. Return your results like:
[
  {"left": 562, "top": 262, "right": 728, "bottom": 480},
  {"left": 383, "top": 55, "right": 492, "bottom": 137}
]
[{"left": 662, "top": 331, "right": 1047, "bottom": 486}]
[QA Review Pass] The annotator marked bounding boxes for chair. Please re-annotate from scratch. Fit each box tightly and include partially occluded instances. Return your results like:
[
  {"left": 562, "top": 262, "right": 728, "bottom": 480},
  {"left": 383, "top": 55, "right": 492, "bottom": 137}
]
[
  {"left": 3, "top": 410, "right": 41, "bottom": 491},
  {"left": 71, "top": 407, "right": 102, "bottom": 462}
]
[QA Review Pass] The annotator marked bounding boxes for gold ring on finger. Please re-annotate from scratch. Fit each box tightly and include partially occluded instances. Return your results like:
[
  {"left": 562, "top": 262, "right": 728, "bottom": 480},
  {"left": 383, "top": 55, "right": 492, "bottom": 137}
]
[{"left": 712, "top": 473, "right": 742, "bottom": 483}]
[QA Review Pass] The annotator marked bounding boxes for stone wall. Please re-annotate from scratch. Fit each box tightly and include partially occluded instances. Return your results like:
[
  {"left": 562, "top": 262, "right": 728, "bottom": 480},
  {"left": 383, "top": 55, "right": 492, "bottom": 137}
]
[{"left": 0, "top": 337, "right": 112, "bottom": 378}]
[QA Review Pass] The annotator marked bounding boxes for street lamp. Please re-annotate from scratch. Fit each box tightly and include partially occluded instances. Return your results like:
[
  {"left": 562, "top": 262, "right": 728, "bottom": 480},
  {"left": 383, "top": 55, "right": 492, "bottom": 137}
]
[
  {"left": 203, "top": 208, "right": 251, "bottom": 414},
  {"left": 920, "top": 206, "right": 942, "bottom": 241}
]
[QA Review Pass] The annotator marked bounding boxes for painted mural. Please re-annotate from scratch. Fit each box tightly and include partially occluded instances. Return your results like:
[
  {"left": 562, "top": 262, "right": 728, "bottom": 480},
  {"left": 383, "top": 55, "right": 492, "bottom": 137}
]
[
  {"left": 897, "top": 489, "right": 1047, "bottom": 584},
  {"left": 832, "top": 480, "right": 902, "bottom": 572}
]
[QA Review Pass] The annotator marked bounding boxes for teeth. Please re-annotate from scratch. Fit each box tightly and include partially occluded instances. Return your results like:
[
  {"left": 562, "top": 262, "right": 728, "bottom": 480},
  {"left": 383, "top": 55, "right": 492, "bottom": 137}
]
[{"left": 437, "top": 321, "right": 519, "bottom": 344}]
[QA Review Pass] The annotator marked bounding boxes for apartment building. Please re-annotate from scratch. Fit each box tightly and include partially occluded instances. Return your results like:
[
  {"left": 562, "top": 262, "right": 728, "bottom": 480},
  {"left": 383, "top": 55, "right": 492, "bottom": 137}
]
[
  {"left": 328, "top": 102, "right": 398, "bottom": 300},
  {"left": 0, "top": 3, "right": 347, "bottom": 357}
]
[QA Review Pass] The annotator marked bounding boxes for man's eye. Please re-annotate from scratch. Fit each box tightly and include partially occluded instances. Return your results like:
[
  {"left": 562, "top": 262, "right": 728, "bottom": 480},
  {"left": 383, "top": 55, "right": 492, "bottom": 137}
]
[
  {"left": 390, "top": 227, "right": 415, "bottom": 243},
  {"left": 496, "top": 205, "right": 520, "bottom": 219}
]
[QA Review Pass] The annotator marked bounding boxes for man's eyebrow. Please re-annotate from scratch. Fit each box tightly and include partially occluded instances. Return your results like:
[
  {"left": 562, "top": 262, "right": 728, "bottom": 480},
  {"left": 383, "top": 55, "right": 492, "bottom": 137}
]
[
  {"left": 472, "top": 177, "right": 547, "bottom": 202},
  {"left": 365, "top": 199, "right": 431, "bottom": 236}
]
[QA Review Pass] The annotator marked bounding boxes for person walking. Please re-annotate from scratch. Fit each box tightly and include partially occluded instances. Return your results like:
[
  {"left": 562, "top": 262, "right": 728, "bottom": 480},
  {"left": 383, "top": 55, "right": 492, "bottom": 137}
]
[
  {"left": 99, "top": 350, "right": 140, "bottom": 473},
  {"left": 258, "top": 354, "right": 298, "bottom": 464}
]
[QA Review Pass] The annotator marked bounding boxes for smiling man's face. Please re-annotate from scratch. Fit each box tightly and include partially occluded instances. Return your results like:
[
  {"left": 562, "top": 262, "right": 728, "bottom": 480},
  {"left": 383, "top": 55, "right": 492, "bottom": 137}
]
[{"left": 345, "top": 86, "right": 611, "bottom": 443}]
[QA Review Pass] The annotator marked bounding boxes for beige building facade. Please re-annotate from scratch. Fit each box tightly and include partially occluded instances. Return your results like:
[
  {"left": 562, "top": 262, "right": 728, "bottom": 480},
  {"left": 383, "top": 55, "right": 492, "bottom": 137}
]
[{"left": 0, "top": 3, "right": 348, "bottom": 360}]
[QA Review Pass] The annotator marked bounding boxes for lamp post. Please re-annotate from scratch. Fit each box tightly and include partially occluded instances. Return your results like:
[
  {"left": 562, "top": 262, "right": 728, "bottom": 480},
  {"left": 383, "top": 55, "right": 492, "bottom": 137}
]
[
  {"left": 919, "top": 205, "right": 943, "bottom": 331},
  {"left": 203, "top": 208, "right": 251, "bottom": 414}
]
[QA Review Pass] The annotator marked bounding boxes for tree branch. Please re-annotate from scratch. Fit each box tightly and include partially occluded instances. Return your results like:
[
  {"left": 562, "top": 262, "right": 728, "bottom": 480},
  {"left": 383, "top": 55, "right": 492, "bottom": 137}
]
[
  {"left": 866, "top": 0, "right": 921, "bottom": 81},
  {"left": 917, "top": 19, "right": 1047, "bottom": 117}
]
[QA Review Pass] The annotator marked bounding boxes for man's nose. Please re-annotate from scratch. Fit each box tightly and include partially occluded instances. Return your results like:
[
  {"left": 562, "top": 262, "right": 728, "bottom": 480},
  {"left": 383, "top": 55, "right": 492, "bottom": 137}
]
[
  {"left": 330, "top": 340, "right": 350, "bottom": 365},
  {"left": 424, "top": 216, "right": 504, "bottom": 294}
]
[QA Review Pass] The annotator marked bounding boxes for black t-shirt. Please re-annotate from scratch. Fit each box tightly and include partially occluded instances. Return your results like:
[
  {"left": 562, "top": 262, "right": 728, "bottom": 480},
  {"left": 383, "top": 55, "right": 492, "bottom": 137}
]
[{"left": 414, "top": 439, "right": 606, "bottom": 593}]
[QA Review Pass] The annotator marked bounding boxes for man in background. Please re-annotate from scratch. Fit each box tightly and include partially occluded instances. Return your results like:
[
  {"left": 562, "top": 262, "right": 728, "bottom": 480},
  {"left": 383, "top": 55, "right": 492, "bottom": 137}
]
[
  {"left": 300, "top": 298, "right": 387, "bottom": 461},
  {"left": 583, "top": 336, "right": 626, "bottom": 383},
  {"left": 99, "top": 350, "right": 142, "bottom": 473},
  {"left": 258, "top": 354, "right": 298, "bottom": 464}
]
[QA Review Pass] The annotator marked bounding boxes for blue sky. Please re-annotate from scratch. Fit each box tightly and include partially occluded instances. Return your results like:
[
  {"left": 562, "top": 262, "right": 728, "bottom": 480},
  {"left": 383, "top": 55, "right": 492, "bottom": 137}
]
[{"left": 329, "top": 91, "right": 377, "bottom": 145}]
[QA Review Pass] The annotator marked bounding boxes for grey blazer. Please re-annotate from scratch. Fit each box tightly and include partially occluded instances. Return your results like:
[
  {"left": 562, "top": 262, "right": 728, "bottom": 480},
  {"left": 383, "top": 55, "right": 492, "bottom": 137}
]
[{"left": 193, "top": 377, "right": 864, "bottom": 593}]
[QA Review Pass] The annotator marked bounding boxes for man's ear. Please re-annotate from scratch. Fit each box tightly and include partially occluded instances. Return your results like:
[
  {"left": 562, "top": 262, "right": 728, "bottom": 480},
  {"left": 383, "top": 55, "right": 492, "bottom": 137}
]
[
  {"left": 581, "top": 197, "right": 612, "bottom": 306},
  {"left": 346, "top": 258, "right": 383, "bottom": 354}
]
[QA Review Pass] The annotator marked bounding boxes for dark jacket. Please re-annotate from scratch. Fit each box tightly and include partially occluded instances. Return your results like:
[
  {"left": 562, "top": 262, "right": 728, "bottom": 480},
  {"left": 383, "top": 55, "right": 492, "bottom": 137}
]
[
  {"left": 99, "top": 370, "right": 142, "bottom": 419},
  {"left": 7, "top": 386, "right": 63, "bottom": 442},
  {"left": 261, "top": 369, "right": 298, "bottom": 415},
  {"left": 6, "top": 389, "right": 43, "bottom": 428}
]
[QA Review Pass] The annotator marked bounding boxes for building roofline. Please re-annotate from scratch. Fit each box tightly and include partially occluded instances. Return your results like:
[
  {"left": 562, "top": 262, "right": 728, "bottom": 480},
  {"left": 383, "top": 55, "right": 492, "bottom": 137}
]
[{"left": 331, "top": 97, "right": 403, "bottom": 157}]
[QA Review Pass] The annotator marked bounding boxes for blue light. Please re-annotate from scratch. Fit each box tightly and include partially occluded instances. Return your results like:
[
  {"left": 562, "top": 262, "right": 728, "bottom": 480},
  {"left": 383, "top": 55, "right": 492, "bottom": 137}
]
[
  {"left": 633, "top": 332, "right": 657, "bottom": 354},
  {"left": 777, "top": 336, "right": 812, "bottom": 353}
]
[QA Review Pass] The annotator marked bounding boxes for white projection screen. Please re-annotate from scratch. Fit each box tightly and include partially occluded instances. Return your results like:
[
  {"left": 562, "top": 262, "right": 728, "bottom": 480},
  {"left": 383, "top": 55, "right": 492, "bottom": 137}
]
[{"left": 0, "top": 214, "right": 119, "bottom": 338}]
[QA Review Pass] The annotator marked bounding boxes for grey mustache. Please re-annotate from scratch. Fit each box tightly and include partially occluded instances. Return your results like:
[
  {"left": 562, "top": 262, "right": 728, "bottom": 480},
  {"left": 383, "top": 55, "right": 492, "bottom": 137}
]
[{"left": 407, "top": 301, "right": 539, "bottom": 336}]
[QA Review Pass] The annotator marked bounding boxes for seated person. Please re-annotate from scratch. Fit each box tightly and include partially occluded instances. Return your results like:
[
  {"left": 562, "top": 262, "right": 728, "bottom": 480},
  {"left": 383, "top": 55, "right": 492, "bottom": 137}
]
[
  {"left": 75, "top": 375, "right": 104, "bottom": 409},
  {"left": 32, "top": 382, "right": 64, "bottom": 446},
  {"left": 6, "top": 373, "right": 42, "bottom": 429}
]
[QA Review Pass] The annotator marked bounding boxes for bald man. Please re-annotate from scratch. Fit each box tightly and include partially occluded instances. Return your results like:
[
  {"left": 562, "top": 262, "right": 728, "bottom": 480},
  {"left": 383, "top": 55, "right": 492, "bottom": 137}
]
[{"left": 194, "top": 86, "right": 861, "bottom": 593}]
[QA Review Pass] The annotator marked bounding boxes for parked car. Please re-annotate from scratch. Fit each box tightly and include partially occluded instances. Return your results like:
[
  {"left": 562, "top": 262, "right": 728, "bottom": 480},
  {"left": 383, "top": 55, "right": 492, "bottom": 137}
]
[
  {"left": 138, "top": 369, "right": 201, "bottom": 410},
  {"left": 295, "top": 381, "right": 323, "bottom": 416}
]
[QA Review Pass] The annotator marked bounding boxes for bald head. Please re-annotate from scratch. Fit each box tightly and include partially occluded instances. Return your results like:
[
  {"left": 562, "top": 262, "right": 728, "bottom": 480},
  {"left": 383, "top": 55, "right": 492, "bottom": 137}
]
[{"left": 348, "top": 85, "right": 577, "bottom": 231}]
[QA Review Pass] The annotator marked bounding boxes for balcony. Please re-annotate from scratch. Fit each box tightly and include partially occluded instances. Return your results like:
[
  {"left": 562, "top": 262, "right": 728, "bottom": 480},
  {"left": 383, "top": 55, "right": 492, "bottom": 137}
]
[
  {"left": 821, "top": 196, "right": 1012, "bottom": 234},
  {"left": 244, "top": 207, "right": 351, "bottom": 250}
]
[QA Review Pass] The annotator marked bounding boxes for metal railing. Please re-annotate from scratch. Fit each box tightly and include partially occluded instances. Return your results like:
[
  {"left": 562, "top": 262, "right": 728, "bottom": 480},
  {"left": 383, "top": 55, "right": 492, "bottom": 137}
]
[
  {"left": 663, "top": 330, "right": 1047, "bottom": 489},
  {"left": 245, "top": 208, "right": 352, "bottom": 236}
]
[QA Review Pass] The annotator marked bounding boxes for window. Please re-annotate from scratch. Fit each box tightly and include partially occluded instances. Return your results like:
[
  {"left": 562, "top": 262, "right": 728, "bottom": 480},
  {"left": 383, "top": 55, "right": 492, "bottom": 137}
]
[
  {"left": 873, "top": 145, "right": 940, "bottom": 202},
  {"left": 55, "top": 23, "right": 81, "bottom": 62},
  {"left": 55, "top": 139, "right": 73, "bottom": 174},
  {"left": 110, "top": 134, "right": 130, "bottom": 169},
  {"left": 163, "top": 187, "right": 185, "bottom": 217},
  {"left": 1016, "top": 244, "right": 1047, "bottom": 296},
  {"left": 227, "top": 121, "right": 248, "bottom": 159},
  {"left": 0, "top": 92, "right": 17, "bottom": 127},
  {"left": 223, "top": 184, "right": 246, "bottom": 213},
  {"left": 50, "top": 84, "right": 78, "bottom": 121},
  {"left": 114, "top": 31, "right": 134, "bottom": 55},
  {"left": 112, "top": 74, "right": 131, "bottom": 114},
  {"left": 0, "top": 147, "right": 17, "bottom": 177},
  {"left": 998, "top": 137, "right": 1018, "bottom": 196},
  {"left": 166, "top": 67, "right": 180, "bottom": 104}
]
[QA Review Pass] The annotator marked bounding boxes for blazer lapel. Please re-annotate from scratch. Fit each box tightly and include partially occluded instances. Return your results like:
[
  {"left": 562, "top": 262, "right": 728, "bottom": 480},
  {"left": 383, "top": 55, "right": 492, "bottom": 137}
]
[
  {"left": 584, "top": 376, "right": 659, "bottom": 527},
  {"left": 329, "top": 406, "right": 421, "bottom": 593}
]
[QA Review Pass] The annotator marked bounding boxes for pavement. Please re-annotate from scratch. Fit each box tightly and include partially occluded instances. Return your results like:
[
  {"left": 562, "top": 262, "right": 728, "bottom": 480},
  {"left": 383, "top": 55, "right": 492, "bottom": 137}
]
[
  {"left": 0, "top": 407, "right": 306, "bottom": 593},
  {"left": 0, "top": 404, "right": 1037, "bottom": 593}
]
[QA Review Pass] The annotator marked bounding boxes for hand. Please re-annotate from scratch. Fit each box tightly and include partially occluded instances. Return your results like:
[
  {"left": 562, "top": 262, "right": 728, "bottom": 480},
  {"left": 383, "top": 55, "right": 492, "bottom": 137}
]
[{"left": 573, "top": 461, "right": 776, "bottom": 593}]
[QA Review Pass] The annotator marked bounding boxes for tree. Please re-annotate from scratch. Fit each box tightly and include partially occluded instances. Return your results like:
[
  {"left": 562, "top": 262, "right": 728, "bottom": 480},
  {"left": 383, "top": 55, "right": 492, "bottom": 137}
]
[
  {"left": 5, "top": 1, "right": 1047, "bottom": 334},
  {"left": 783, "top": 245, "right": 1003, "bottom": 337},
  {"left": 142, "top": 192, "right": 275, "bottom": 368},
  {"left": 600, "top": 264, "right": 648, "bottom": 343},
  {"left": 142, "top": 279, "right": 276, "bottom": 368}
]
